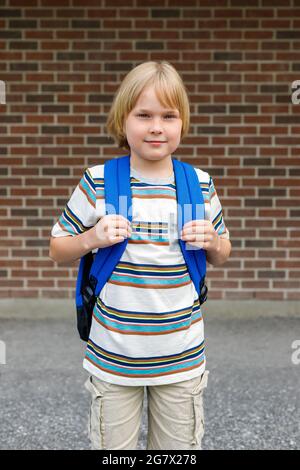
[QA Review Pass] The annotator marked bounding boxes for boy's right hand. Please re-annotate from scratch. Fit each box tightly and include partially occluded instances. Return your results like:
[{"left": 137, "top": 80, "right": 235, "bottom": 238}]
[{"left": 89, "top": 214, "right": 132, "bottom": 249}]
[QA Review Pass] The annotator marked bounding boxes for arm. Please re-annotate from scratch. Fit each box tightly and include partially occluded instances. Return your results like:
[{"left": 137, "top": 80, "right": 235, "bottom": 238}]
[
  {"left": 49, "top": 214, "right": 131, "bottom": 265},
  {"left": 206, "top": 235, "right": 231, "bottom": 267},
  {"left": 49, "top": 226, "right": 98, "bottom": 265}
]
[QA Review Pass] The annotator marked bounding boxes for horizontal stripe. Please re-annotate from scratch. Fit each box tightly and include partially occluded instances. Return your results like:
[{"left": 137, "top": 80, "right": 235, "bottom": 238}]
[
  {"left": 78, "top": 169, "right": 96, "bottom": 208},
  {"left": 94, "top": 297, "right": 201, "bottom": 321},
  {"left": 93, "top": 175, "right": 211, "bottom": 203},
  {"left": 108, "top": 279, "right": 192, "bottom": 289},
  {"left": 128, "top": 239, "right": 170, "bottom": 246},
  {"left": 113, "top": 261, "right": 188, "bottom": 275},
  {"left": 58, "top": 204, "right": 89, "bottom": 235},
  {"left": 85, "top": 353, "right": 205, "bottom": 378},
  {"left": 92, "top": 312, "right": 202, "bottom": 335},
  {"left": 87, "top": 338, "right": 205, "bottom": 365},
  {"left": 84, "top": 339, "right": 205, "bottom": 378},
  {"left": 107, "top": 260, "right": 192, "bottom": 289},
  {"left": 92, "top": 297, "right": 202, "bottom": 335}
]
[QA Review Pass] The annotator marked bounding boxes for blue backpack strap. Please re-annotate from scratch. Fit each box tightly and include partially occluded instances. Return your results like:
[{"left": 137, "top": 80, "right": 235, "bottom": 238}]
[
  {"left": 75, "top": 254, "right": 90, "bottom": 309},
  {"left": 181, "top": 160, "right": 206, "bottom": 280},
  {"left": 172, "top": 158, "right": 206, "bottom": 298},
  {"left": 90, "top": 154, "right": 132, "bottom": 298},
  {"left": 75, "top": 155, "right": 131, "bottom": 341}
]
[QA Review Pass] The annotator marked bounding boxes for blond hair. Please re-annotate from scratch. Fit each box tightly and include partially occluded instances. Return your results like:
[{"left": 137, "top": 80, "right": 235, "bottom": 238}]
[{"left": 106, "top": 61, "right": 190, "bottom": 151}]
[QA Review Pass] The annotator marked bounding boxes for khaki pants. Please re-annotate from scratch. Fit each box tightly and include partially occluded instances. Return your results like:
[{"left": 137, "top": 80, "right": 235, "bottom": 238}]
[{"left": 84, "top": 370, "right": 209, "bottom": 450}]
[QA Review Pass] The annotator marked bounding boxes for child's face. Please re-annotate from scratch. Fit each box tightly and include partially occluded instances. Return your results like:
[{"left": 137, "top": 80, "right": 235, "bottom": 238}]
[{"left": 123, "top": 85, "right": 182, "bottom": 166}]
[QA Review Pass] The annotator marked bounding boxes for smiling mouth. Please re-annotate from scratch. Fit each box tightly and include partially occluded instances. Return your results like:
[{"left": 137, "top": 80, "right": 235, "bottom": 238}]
[{"left": 145, "top": 141, "right": 167, "bottom": 143}]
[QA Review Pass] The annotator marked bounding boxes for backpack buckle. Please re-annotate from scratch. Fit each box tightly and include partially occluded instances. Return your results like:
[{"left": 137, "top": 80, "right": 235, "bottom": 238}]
[
  {"left": 199, "top": 277, "right": 208, "bottom": 305},
  {"left": 82, "top": 274, "right": 97, "bottom": 305},
  {"left": 82, "top": 285, "right": 94, "bottom": 305}
]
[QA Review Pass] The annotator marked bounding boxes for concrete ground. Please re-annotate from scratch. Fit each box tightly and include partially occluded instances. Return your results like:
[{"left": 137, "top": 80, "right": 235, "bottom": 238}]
[{"left": 0, "top": 299, "right": 299, "bottom": 450}]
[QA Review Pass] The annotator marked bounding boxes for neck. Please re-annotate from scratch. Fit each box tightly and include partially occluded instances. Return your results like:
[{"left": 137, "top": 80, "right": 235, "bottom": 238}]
[{"left": 130, "top": 155, "right": 173, "bottom": 179}]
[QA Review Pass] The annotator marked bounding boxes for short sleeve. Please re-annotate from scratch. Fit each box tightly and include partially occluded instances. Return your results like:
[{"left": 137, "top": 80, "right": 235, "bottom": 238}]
[
  {"left": 208, "top": 176, "right": 230, "bottom": 239},
  {"left": 51, "top": 168, "right": 98, "bottom": 238}
]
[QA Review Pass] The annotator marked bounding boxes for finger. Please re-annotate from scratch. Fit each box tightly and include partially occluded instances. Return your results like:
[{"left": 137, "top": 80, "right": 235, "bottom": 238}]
[
  {"left": 184, "top": 225, "right": 206, "bottom": 233},
  {"left": 113, "top": 218, "right": 131, "bottom": 229},
  {"left": 183, "top": 219, "right": 207, "bottom": 229},
  {"left": 113, "top": 227, "right": 130, "bottom": 238},
  {"left": 181, "top": 227, "right": 205, "bottom": 237},
  {"left": 110, "top": 235, "right": 127, "bottom": 244},
  {"left": 181, "top": 233, "right": 205, "bottom": 242},
  {"left": 107, "top": 214, "right": 130, "bottom": 224}
]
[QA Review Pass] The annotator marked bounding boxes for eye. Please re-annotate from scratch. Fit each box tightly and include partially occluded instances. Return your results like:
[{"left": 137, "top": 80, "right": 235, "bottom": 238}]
[{"left": 136, "top": 113, "right": 177, "bottom": 119}]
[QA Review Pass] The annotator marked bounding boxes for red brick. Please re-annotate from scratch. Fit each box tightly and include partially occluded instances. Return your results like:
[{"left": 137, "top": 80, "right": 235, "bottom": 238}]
[{"left": 0, "top": 3, "right": 299, "bottom": 301}]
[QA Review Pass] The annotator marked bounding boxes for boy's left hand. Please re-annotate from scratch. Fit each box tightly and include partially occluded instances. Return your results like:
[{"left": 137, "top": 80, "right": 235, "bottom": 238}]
[{"left": 180, "top": 220, "right": 220, "bottom": 252}]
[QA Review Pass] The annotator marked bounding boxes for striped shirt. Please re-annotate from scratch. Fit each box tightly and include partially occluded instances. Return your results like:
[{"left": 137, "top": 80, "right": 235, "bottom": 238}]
[{"left": 51, "top": 161, "right": 229, "bottom": 386}]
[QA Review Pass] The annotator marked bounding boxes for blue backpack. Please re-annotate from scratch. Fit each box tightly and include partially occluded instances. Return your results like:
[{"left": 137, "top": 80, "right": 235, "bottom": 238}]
[{"left": 75, "top": 154, "right": 208, "bottom": 341}]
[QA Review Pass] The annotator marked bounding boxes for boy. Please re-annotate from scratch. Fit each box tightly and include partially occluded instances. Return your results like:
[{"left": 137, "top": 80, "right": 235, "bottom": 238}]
[{"left": 49, "top": 61, "right": 231, "bottom": 450}]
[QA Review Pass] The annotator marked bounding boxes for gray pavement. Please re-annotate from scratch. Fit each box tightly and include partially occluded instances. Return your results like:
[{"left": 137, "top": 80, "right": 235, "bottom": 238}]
[{"left": 0, "top": 300, "right": 299, "bottom": 450}]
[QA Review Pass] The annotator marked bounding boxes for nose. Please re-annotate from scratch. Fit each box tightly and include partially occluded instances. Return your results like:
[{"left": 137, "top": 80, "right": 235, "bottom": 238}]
[{"left": 149, "top": 117, "right": 163, "bottom": 133}]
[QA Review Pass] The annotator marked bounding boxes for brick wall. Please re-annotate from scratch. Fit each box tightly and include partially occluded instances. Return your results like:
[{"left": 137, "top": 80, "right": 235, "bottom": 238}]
[{"left": 1, "top": 0, "right": 300, "bottom": 301}]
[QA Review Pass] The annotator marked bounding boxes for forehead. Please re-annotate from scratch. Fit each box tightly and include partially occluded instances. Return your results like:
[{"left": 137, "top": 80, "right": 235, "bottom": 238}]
[{"left": 133, "top": 85, "right": 178, "bottom": 112}]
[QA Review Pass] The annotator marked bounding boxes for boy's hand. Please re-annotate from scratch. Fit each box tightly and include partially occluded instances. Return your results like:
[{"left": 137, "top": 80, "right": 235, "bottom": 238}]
[
  {"left": 89, "top": 214, "right": 132, "bottom": 249},
  {"left": 180, "top": 220, "right": 220, "bottom": 252}
]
